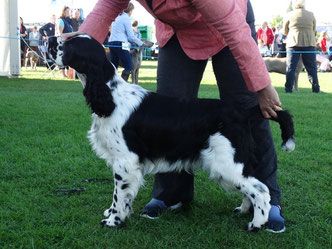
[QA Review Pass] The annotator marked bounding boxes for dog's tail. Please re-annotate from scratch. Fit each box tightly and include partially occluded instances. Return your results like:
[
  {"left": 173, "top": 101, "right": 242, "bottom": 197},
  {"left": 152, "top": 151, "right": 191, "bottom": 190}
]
[
  {"left": 248, "top": 105, "right": 295, "bottom": 152},
  {"left": 270, "top": 110, "right": 295, "bottom": 152}
]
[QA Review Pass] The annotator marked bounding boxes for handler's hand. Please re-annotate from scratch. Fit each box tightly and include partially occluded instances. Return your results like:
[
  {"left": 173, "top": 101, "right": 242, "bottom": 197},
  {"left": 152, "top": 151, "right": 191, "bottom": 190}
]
[
  {"left": 257, "top": 84, "right": 282, "bottom": 119},
  {"left": 61, "top": 31, "right": 86, "bottom": 41}
]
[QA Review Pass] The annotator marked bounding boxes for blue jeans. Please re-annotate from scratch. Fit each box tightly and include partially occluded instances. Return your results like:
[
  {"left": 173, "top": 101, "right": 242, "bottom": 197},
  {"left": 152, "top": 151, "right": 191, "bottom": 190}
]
[
  {"left": 109, "top": 41, "right": 132, "bottom": 73},
  {"left": 285, "top": 46, "right": 320, "bottom": 93}
]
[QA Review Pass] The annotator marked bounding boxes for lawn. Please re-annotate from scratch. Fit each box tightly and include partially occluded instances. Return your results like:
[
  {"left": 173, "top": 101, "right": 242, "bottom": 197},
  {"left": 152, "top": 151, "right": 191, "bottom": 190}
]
[{"left": 0, "top": 62, "right": 331, "bottom": 249}]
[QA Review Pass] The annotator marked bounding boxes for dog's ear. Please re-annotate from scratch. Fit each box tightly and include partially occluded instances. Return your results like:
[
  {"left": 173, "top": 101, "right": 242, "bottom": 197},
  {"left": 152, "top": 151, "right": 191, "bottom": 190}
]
[{"left": 83, "top": 63, "right": 115, "bottom": 117}]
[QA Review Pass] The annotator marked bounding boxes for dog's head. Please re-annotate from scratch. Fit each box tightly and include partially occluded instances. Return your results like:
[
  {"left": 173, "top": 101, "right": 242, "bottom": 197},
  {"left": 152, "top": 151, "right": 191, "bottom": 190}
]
[
  {"left": 48, "top": 35, "right": 116, "bottom": 117},
  {"left": 47, "top": 35, "right": 113, "bottom": 75}
]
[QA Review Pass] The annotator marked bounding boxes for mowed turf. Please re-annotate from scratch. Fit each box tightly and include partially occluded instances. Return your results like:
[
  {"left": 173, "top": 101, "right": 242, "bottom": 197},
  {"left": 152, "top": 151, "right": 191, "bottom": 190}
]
[{"left": 0, "top": 62, "right": 331, "bottom": 249}]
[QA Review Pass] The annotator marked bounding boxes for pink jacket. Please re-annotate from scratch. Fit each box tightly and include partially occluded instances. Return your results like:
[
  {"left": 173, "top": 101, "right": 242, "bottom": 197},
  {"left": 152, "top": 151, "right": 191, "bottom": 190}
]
[{"left": 79, "top": 0, "right": 270, "bottom": 92}]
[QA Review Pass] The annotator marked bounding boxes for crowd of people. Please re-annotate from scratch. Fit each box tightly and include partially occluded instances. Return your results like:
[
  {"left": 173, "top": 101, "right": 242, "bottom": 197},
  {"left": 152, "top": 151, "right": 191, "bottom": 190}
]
[
  {"left": 257, "top": 21, "right": 331, "bottom": 65},
  {"left": 19, "top": 5, "right": 148, "bottom": 80},
  {"left": 19, "top": 6, "right": 84, "bottom": 77},
  {"left": 257, "top": 1, "right": 331, "bottom": 93},
  {"left": 257, "top": 15, "right": 331, "bottom": 78}
]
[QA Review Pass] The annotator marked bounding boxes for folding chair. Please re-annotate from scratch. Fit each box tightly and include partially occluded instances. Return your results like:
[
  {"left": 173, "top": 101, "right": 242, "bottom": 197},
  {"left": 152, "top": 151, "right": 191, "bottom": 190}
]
[{"left": 39, "top": 44, "right": 57, "bottom": 78}]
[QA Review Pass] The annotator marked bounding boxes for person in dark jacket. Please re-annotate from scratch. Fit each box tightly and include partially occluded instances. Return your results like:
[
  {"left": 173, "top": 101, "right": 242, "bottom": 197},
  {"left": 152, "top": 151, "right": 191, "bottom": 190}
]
[
  {"left": 57, "top": 6, "right": 73, "bottom": 35},
  {"left": 39, "top": 15, "right": 56, "bottom": 40},
  {"left": 57, "top": 6, "right": 73, "bottom": 78},
  {"left": 19, "top": 17, "right": 27, "bottom": 67}
]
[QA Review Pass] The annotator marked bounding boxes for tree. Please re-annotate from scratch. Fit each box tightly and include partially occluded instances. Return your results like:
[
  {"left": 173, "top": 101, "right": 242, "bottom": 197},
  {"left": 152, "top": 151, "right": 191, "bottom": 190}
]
[{"left": 270, "top": 15, "right": 284, "bottom": 28}]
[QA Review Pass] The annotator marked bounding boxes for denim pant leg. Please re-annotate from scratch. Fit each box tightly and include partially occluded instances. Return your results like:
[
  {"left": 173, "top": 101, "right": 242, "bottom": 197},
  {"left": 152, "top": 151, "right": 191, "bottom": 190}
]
[
  {"left": 109, "top": 47, "right": 120, "bottom": 69},
  {"left": 117, "top": 49, "right": 132, "bottom": 73},
  {"left": 212, "top": 47, "right": 281, "bottom": 206},
  {"left": 285, "top": 47, "right": 301, "bottom": 93},
  {"left": 301, "top": 46, "right": 320, "bottom": 92},
  {"left": 152, "top": 36, "right": 208, "bottom": 206}
]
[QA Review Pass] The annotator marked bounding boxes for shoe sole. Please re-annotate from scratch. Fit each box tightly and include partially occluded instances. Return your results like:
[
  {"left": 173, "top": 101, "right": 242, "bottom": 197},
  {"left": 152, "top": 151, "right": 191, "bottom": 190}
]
[
  {"left": 266, "top": 226, "right": 286, "bottom": 233},
  {"left": 140, "top": 202, "right": 183, "bottom": 220}
]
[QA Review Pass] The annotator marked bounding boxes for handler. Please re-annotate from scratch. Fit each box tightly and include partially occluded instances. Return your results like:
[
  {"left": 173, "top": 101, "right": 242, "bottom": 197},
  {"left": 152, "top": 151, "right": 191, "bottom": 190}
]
[{"left": 63, "top": 0, "right": 285, "bottom": 233}]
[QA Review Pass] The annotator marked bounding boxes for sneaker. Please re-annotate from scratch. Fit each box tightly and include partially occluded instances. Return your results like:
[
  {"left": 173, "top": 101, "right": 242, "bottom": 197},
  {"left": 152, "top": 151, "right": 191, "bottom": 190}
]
[
  {"left": 266, "top": 205, "right": 286, "bottom": 233},
  {"left": 141, "top": 198, "right": 182, "bottom": 219}
]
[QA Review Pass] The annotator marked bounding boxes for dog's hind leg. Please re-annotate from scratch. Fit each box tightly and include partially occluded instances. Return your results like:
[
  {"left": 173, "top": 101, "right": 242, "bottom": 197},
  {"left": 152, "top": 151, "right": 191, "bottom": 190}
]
[
  {"left": 201, "top": 133, "right": 271, "bottom": 232},
  {"left": 236, "top": 178, "right": 271, "bottom": 232},
  {"left": 101, "top": 160, "right": 144, "bottom": 228}
]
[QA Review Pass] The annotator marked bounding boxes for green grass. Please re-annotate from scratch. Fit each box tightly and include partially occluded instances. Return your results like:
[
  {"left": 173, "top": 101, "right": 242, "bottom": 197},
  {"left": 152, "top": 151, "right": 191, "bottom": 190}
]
[{"left": 0, "top": 63, "right": 331, "bottom": 249}]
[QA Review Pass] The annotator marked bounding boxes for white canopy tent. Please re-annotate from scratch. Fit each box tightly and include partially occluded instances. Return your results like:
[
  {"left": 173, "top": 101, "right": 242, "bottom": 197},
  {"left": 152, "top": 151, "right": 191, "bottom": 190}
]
[{"left": 0, "top": 0, "right": 20, "bottom": 77}]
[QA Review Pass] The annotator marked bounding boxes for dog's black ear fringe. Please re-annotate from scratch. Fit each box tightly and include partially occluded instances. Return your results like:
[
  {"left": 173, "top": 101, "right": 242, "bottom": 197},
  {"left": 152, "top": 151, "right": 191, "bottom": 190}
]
[{"left": 83, "top": 62, "right": 115, "bottom": 117}]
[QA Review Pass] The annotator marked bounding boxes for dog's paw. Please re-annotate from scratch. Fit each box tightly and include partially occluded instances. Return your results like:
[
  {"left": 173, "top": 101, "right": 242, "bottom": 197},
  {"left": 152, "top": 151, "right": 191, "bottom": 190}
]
[
  {"left": 246, "top": 222, "right": 261, "bottom": 233},
  {"left": 234, "top": 206, "right": 249, "bottom": 214},
  {"left": 103, "top": 208, "right": 111, "bottom": 217},
  {"left": 101, "top": 216, "right": 123, "bottom": 228},
  {"left": 234, "top": 207, "right": 242, "bottom": 214}
]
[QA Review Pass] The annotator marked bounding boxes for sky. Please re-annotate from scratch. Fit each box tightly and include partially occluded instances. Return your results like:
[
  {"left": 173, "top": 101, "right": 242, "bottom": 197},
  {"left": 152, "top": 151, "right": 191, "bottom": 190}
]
[{"left": 18, "top": 0, "right": 332, "bottom": 26}]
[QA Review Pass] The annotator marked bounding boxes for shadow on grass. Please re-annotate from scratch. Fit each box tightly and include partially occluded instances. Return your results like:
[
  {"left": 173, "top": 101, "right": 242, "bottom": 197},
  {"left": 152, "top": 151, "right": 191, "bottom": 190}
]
[
  {"left": 140, "top": 65, "right": 158, "bottom": 69},
  {"left": 137, "top": 76, "right": 156, "bottom": 81},
  {"left": 0, "top": 77, "right": 82, "bottom": 93}
]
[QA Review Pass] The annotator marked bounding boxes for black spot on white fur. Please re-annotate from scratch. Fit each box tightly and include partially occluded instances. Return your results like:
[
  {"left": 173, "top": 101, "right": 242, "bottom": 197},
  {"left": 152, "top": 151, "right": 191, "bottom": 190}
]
[
  {"left": 114, "top": 174, "right": 122, "bottom": 181},
  {"left": 121, "top": 184, "right": 129, "bottom": 190}
]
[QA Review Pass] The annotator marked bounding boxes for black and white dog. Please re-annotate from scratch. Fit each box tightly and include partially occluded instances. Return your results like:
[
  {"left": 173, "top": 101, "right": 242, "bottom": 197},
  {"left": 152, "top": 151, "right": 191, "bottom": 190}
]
[{"left": 47, "top": 35, "right": 295, "bottom": 232}]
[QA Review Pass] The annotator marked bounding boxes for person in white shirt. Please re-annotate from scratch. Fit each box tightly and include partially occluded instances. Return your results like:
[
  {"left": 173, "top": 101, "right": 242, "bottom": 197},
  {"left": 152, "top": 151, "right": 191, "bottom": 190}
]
[{"left": 108, "top": 3, "right": 143, "bottom": 81}]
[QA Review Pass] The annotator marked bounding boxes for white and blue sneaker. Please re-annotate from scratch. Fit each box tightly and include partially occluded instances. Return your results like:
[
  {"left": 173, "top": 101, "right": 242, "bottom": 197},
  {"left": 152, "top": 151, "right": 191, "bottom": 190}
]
[{"left": 141, "top": 198, "right": 182, "bottom": 219}]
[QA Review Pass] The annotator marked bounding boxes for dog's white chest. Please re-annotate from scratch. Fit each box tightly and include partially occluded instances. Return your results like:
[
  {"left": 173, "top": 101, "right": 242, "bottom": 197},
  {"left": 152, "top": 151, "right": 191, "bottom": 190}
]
[{"left": 88, "top": 115, "right": 125, "bottom": 164}]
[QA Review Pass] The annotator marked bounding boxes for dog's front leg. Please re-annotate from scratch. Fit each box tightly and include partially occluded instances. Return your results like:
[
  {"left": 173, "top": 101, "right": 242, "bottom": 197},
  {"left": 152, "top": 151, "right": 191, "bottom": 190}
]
[
  {"left": 101, "top": 160, "right": 143, "bottom": 228},
  {"left": 234, "top": 195, "right": 251, "bottom": 214}
]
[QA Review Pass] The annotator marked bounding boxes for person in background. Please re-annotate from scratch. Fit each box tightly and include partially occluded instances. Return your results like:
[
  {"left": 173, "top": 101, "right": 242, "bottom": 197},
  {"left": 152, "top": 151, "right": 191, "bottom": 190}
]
[
  {"left": 62, "top": 0, "right": 286, "bottom": 233},
  {"left": 275, "top": 24, "right": 283, "bottom": 51},
  {"left": 258, "top": 39, "right": 271, "bottom": 57},
  {"left": 39, "top": 14, "right": 56, "bottom": 40},
  {"left": 316, "top": 31, "right": 331, "bottom": 72},
  {"left": 132, "top": 20, "right": 141, "bottom": 40},
  {"left": 272, "top": 24, "right": 283, "bottom": 55},
  {"left": 284, "top": 0, "right": 321, "bottom": 92},
  {"left": 318, "top": 31, "right": 330, "bottom": 54},
  {"left": 257, "top": 22, "right": 274, "bottom": 49},
  {"left": 28, "top": 26, "right": 40, "bottom": 54},
  {"left": 57, "top": 6, "right": 73, "bottom": 78},
  {"left": 19, "top": 17, "right": 27, "bottom": 67},
  {"left": 57, "top": 6, "right": 74, "bottom": 35},
  {"left": 71, "top": 8, "right": 84, "bottom": 32},
  {"left": 39, "top": 15, "right": 56, "bottom": 60},
  {"left": 108, "top": 3, "right": 143, "bottom": 81}
]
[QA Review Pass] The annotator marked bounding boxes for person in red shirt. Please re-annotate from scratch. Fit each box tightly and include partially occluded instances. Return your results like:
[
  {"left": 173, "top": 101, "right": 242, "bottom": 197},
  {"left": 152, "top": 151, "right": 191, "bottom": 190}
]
[
  {"left": 318, "top": 31, "right": 330, "bottom": 53},
  {"left": 317, "top": 31, "right": 331, "bottom": 72},
  {"left": 257, "top": 22, "right": 274, "bottom": 49},
  {"left": 62, "top": 0, "right": 285, "bottom": 233}
]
